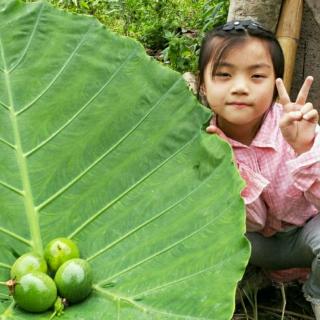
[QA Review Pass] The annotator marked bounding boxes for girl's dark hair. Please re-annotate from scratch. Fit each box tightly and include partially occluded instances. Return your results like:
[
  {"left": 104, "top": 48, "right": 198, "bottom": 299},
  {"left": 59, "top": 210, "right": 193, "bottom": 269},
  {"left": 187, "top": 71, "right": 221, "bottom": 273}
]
[{"left": 197, "top": 20, "right": 284, "bottom": 102}]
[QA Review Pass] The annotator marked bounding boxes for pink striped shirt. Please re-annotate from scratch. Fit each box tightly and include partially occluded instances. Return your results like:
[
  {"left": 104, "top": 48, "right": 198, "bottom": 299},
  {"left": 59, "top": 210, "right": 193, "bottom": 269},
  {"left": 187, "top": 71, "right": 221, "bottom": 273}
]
[{"left": 212, "top": 103, "right": 320, "bottom": 237}]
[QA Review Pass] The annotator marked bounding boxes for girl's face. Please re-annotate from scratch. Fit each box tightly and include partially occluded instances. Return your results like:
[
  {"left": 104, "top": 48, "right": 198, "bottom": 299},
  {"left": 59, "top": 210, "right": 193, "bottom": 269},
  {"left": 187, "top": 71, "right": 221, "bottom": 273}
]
[{"left": 202, "top": 37, "right": 276, "bottom": 143}]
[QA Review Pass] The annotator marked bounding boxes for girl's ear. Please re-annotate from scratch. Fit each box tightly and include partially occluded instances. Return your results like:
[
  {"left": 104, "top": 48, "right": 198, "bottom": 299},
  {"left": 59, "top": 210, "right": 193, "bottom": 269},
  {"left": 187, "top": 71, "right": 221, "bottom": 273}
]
[
  {"left": 200, "top": 83, "right": 206, "bottom": 96},
  {"left": 199, "top": 84, "right": 209, "bottom": 107}
]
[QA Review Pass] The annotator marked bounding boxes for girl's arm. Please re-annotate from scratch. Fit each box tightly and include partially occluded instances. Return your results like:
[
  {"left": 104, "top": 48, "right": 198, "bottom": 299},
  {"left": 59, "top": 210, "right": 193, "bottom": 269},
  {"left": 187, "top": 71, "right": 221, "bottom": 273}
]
[
  {"left": 305, "top": 184, "right": 320, "bottom": 210},
  {"left": 205, "top": 125, "right": 270, "bottom": 231},
  {"left": 237, "top": 162, "right": 269, "bottom": 232},
  {"left": 245, "top": 198, "right": 268, "bottom": 232}
]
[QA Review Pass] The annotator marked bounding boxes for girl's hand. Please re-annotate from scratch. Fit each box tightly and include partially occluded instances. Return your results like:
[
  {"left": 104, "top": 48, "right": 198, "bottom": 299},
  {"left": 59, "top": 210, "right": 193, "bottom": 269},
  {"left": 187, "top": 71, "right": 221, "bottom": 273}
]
[
  {"left": 276, "top": 76, "right": 319, "bottom": 155},
  {"left": 206, "top": 125, "right": 225, "bottom": 138}
]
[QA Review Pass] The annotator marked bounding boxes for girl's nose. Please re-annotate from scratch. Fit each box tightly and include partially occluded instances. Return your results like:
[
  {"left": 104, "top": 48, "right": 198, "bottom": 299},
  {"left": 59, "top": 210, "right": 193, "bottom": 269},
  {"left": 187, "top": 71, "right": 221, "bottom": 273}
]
[{"left": 230, "top": 77, "right": 249, "bottom": 95}]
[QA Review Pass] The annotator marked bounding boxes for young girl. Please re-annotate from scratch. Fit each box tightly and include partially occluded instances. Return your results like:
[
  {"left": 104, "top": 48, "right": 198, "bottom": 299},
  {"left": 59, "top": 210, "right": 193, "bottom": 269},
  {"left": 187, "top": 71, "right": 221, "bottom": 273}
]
[{"left": 197, "top": 20, "right": 320, "bottom": 317}]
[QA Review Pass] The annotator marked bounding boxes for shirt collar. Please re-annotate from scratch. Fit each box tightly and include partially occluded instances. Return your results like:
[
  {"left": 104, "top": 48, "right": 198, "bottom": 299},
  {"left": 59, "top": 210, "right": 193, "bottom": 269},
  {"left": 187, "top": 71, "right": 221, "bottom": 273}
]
[{"left": 212, "top": 103, "right": 281, "bottom": 151}]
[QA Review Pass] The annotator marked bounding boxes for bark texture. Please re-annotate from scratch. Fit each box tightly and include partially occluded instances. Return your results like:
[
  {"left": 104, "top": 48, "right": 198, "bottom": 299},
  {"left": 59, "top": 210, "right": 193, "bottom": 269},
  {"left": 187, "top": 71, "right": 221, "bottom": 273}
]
[
  {"left": 306, "top": 0, "right": 320, "bottom": 26},
  {"left": 292, "top": 1, "right": 320, "bottom": 110}
]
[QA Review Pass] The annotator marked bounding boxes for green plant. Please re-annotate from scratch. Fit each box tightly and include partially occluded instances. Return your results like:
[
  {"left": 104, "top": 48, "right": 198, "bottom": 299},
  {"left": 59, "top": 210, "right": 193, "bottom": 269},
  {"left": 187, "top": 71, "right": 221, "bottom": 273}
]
[
  {"left": 162, "top": 30, "right": 199, "bottom": 73},
  {"left": 161, "top": 0, "right": 229, "bottom": 73},
  {"left": 202, "top": 0, "right": 229, "bottom": 32},
  {"left": 0, "top": 1, "right": 249, "bottom": 318},
  {"left": 22, "top": 0, "right": 229, "bottom": 73}
]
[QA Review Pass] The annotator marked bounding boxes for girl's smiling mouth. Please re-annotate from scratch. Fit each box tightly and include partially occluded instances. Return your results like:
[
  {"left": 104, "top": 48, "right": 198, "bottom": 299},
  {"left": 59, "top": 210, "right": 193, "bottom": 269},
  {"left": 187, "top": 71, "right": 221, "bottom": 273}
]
[{"left": 227, "top": 101, "right": 252, "bottom": 109}]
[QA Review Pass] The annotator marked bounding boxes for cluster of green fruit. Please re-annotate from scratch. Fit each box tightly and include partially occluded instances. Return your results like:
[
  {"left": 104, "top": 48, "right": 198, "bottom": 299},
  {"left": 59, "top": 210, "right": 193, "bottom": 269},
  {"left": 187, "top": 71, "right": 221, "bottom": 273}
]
[{"left": 5, "top": 238, "right": 92, "bottom": 314}]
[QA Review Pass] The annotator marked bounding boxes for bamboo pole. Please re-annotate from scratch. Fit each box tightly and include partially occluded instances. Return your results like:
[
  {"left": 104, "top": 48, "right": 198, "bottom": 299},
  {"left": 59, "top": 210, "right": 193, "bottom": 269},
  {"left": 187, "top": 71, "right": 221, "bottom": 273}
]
[{"left": 276, "top": 0, "right": 304, "bottom": 94}]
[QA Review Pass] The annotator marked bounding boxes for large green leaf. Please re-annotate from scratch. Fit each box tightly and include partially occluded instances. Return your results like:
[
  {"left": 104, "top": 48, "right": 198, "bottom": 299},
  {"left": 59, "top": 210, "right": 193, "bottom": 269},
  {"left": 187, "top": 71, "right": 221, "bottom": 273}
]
[{"left": 0, "top": 1, "right": 249, "bottom": 319}]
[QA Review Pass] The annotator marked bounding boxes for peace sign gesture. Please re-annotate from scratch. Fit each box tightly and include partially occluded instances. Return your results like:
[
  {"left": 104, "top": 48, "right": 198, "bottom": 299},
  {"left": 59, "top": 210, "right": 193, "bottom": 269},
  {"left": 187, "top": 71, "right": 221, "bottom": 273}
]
[{"left": 276, "top": 76, "right": 319, "bottom": 155}]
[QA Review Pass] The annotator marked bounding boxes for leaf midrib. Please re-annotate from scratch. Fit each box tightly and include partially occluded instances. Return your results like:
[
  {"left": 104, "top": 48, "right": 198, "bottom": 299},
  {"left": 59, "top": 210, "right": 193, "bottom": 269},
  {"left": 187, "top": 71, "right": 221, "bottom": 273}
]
[{"left": 0, "top": 37, "right": 42, "bottom": 254}]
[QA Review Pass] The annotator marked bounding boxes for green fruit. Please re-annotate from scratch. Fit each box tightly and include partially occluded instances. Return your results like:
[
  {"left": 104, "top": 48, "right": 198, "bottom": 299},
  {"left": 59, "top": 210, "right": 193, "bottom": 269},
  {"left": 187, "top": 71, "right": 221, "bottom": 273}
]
[
  {"left": 10, "top": 252, "right": 47, "bottom": 279},
  {"left": 44, "top": 238, "right": 80, "bottom": 273},
  {"left": 13, "top": 272, "right": 57, "bottom": 313},
  {"left": 54, "top": 259, "right": 92, "bottom": 304}
]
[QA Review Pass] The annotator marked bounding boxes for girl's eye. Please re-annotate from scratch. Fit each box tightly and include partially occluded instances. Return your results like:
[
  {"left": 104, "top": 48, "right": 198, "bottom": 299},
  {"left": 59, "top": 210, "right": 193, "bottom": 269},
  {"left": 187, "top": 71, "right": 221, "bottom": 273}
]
[
  {"left": 214, "top": 72, "right": 230, "bottom": 78},
  {"left": 252, "top": 74, "right": 266, "bottom": 79}
]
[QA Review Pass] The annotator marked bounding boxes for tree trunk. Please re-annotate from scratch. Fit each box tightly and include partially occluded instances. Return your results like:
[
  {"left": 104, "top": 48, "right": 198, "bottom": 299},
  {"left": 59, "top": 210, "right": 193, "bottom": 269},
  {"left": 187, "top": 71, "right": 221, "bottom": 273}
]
[
  {"left": 291, "top": 1, "right": 320, "bottom": 111},
  {"left": 305, "top": 0, "right": 320, "bottom": 26}
]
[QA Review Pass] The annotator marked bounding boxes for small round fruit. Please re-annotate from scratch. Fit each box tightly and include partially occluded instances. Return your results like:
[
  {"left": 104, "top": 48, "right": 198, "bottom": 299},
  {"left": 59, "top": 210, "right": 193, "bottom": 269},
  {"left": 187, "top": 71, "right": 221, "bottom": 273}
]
[
  {"left": 44, "top": 238, "right": 80, "bottom": 273},
  {"left": 13, "top": 271, "right": 57, "bottom": 313},
  {"left": 11, "top": 252, "right": 47, "bottom": 279},
  {"left": 54, "top": 258, "right": 92, "bottom": 304}
]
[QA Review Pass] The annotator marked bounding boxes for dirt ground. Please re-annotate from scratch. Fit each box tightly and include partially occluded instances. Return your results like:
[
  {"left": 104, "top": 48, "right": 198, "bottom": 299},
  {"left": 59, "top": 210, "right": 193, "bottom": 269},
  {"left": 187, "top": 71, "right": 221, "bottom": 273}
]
[
  {"left": 229, "top": 264, "right": 316, "bottom": 319},
  {"left": 233, "top": 282, "right": 315, "bottom": 319}
]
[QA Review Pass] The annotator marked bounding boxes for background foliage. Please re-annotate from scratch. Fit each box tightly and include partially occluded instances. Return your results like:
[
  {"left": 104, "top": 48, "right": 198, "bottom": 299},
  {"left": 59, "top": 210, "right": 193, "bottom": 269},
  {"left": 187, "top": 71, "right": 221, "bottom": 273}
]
[{"left": 23, "top": 0, "right": 229, "bottom": 73}]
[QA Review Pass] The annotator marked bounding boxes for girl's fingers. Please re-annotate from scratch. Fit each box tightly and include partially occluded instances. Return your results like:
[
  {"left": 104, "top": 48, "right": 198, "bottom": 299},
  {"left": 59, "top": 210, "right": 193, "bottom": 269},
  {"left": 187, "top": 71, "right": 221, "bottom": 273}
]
[
  {"left": 206, "top": 125, "right": 225, "bottom": 138},
  {"left": 300, "top": 102, "right": 313, "bottom": 115},
  {"left": 280, "top": 101, "right": 318, "bottom": 127},
  {"left": 295, "top": 76, "right": 313, "bottom": 105},
  {"left": 276, "top": 76, "right": 314, "bottom": 114},
  {"left": 301, "top": 102, "right": 319, "bottom": 122},
  {"left": 279, "top": 111, "right": 302, "bottom": 128},
  {"left": 302, "top": 109, "right": 319, "bottom": 123},
  {"left": 276, "top": 78, "right": 291, "bottom": 107}
]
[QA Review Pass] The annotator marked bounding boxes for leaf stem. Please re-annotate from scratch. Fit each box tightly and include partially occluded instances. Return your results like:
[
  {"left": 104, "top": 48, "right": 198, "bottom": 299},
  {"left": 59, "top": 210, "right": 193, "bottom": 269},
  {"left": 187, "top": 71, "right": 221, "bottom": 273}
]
[
  {"left": 0, "top": 38, "right": 43, "bottom": 255},
  {"left": 48, "top": 310, "right": 57, "bottom": 320}
]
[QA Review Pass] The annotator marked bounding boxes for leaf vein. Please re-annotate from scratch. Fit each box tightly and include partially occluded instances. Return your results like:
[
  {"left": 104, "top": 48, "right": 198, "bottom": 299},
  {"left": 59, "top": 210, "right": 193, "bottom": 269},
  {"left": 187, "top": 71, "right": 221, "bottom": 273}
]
[
  {"left": 0, "top": 300, "right": 15, "bottom": 319},
  {"left": 16, "top": 22, "right": 94, "bottom": 117},
  {"left": 67, "top": 105, "right": 189, "bottom": 239},
  {"left": 0, "top": 227, "right": 31, "bottom": 246},
  {"left": 0, "top": 100, "right": 9, "bottom": 110},
  {"left": 132, "top": 257, "right": 231, "bottom": 299},
  {"left": 0, "top": 180, "right": 23, "bottom": 196},
  {"left": 0, "top": 137, "right": 15, "bottom": 149},
  {"left": 38, "top": 77, "right": 182, "bottom": 212},
  {"left": 0, "top": 262, "right": 11, "bottom": 269},
  {"left": 98, "top": 203, "right": 228, "bottom": 286},
  {"left": 93, "top": 285, "right": 211, "bottom": 320},
  {"left": 25, "top": 47, "right": 138, "bottom": 158},
  {"left": 87, "top": 148, "right": 213, "bottom": 261},
  {"left": 8, "top": 3, "right": 44, "bottom": 73}
]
